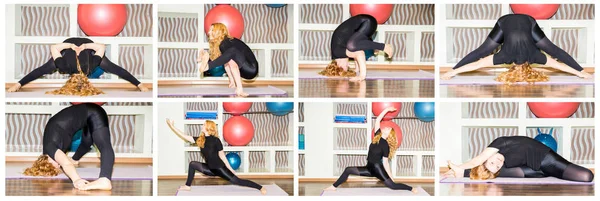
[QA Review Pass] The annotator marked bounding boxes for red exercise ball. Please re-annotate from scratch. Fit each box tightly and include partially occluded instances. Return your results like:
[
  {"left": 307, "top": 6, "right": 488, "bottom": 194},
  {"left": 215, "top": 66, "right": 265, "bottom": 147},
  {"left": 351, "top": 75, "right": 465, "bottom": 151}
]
[
  {"left": 78, "top": 4, "right": 128, "bottom": 36},
  {"left": 510, "top": 4, "right": 560, "bottom": 20},
  {"left": 372, "top": 102, "right": 401, "bottom": 120},
  {"left": 204, "top": 5, "right": 245, "bottom": 39},
  {"left": 371, "top": 120, "right": 403, "bottom": 146},
  {"left": 223, "top": 116, "right": 254, "bottom": 146},
  {"left": 528, "top": 102, "right": 580, "bottom": 118},
  {"left": 71, "top": 102, "right": 106, "bottom": 106},
  {"left": 223, "top": 102, "right": 252, "bottom": 115},
  {"left": 350, "top": 4, "right": 394, "bottom": 24}
]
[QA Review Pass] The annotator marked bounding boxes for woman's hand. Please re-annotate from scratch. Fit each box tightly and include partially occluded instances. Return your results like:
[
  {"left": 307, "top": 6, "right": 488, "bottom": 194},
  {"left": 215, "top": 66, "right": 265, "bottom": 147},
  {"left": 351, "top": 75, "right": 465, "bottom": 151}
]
[
  {"left": 7, "top": 83, "right": 21, "bottom": 92},
  {"left": 137, "top": 84, "right": 150, "bottom": 92},
  {"left": 166, "top": 118, "right": 175, "bottom": 127},
  {"left": 68, "top": 157, "right": 80, "bottom": 167},
  {"left": 446, "top": 160, "right": 464, "bottom": 178},
  {"left": 384, "top": 107, "right": 397, "bottom": 113},
  {"left": 73, "top": 179, "right": 89, "bottom": 189}
]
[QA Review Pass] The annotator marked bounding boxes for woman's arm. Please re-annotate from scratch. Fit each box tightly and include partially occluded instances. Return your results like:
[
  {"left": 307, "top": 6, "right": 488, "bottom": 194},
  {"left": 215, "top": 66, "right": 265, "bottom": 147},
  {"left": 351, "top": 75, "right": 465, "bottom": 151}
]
[
  {"left": 218, "top": 151, "right": 236, "bottom": 173},
  {"left": 531, "top": 23, "right": 584, "bottom": 72},
  {"left": 53, "top": 149, "right": 88, "bottom": 188},
  {"left": 382, "top": 157, "right": 394, "bottom": 180},
  {"left": 165, "top": 119, "right": 195, "bottom": 143},
  {"left": 374, "top": 107, "right": 397, "bottom": 131},
  {"left": 81, "top": 43, "right": 106, "bottom": 57},
  {"left": 457, "top": 147, "right": 499, "bottom": 169},
  {"left": 453, "top": 23, "right": 503, "bottom": 69},
  {"left": 50, "top": 43, "right": 74, "bottom": 60}
]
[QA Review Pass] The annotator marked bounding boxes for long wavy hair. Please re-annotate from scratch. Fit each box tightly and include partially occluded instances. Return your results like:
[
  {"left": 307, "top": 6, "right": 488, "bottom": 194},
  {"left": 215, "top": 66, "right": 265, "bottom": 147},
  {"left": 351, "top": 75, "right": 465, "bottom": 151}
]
[
  {"left": 319, "top": 60, "right": 357, "bottom": 77},
  {"left": 495, "top": 63, "right": 549, "bottom": 85},
  {"left": 208, "top": 23, "right": 231, "bottom": 61},
  {"left": 23, "top": 155, "right": 61, "bottom": 177},
  {"left": 470, "top": 164, "right": 500, "bottom": 180},
  {"left": 196, "top": 120, "right": 218, "bottom": 148},
  {"left": 372, "top": 128, "right": 398, "bottom": 159}
]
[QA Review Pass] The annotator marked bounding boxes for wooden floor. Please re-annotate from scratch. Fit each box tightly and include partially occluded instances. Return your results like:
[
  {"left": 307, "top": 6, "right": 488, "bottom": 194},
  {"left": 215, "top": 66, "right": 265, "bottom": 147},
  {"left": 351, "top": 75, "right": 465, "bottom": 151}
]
[
  {"left": 300, "top": 79, "right": 434, "bottom": 98},
  {"left": 158, "top": 85, "right": 293, "bottom": 98},
  {"left": 299, "top": 181, "right": 434, "bottom": 196},
  {"left": 439, "top": 183, "right": 594, "bottom": 196},
  {"left": 440, "top": 84, "right": 593, "bottom": 98},
  {"left": 158, "top": 178, "right": 294, "bottom": 196}
]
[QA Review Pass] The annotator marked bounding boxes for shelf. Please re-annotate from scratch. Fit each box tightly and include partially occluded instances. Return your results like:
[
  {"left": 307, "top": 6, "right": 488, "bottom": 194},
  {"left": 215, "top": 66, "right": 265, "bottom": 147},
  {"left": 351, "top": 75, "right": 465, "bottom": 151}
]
[
  {"left": 460, "top": 118, "right": 594, "bottom": 127},
  {"left": 12, "top": 36, "right": 153, "bottom": 45},
  {"left": 183, "top": 119, "right": 218, "bottom": 124},
  {"left": 184, "top": 146, "right": 293, "bottom": 152},
  {"left": 333, "top": 123, "right": 369, "bottom": 129},
  {"left": 298, "top": 150, "right": 305, "bottom": 154},
  {"left": 332, "top": 150, "right": 435, "bottom": 156}
]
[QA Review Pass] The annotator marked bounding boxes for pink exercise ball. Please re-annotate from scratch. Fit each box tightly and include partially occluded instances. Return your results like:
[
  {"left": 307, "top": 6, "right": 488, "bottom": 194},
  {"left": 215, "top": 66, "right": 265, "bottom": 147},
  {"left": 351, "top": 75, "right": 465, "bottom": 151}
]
[
  {"left": 204, "top": 5, "right": 245, "bottom": 39},
  {"left": 510, "top": 4, "right": 560, "bottom": 20},
  {"left": 223, "top": 116, "right": 254, "bottom": 146},
  {"left": 372, "top": 102, "right": 401, "bottom": 121},
  {"left": 223, "top": 102, "right": 252, "bottom": 116},
  {"left": 78, "top": 4, "right": 128, "bottom": 36},
  {"left": 350, "top": 4, "right": 394, "bottom": 24},
  {"left": 528, "top": 102, "right": 580, "bottom": 118}
]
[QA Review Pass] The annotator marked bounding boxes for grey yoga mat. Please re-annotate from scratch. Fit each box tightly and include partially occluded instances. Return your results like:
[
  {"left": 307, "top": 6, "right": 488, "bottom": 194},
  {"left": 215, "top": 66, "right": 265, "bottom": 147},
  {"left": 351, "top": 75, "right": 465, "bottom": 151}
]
[
  {"left": 320, "top": 187, "right": 430, "bottom": 196},
  {"left": 439, "top": 177, "right": 594, "bottom": 185},
  {"left": 5, "top": 166, "right": 153, "bottom": 180},
  {"left": 440, "top": 76, "right": 594, "bottom": 85},
  {"left": 158, "top": 85, "right": 287, "bottom": 97},
  {"left": 175, "top": 184, "right": 288, "bottom": 196},
  {"left": 299, "top": 70, "right": 434, "bottom": 80}
]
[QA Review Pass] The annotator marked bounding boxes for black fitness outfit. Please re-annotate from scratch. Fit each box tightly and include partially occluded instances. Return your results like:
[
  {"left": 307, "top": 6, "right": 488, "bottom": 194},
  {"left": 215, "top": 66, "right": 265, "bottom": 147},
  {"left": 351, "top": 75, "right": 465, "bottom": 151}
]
[
  {"left": 43, "top": 103, "right": 115, "bottom": 180},
  {"left": 464, "top": 136, "right": 593, "bottom": 182},
  {"left": 207, "top": 38, "right": 259, "bottom": 80},
  {"left": 453, "top": 14, "right": 584, "bottom": 72},
  {"left": 332, "top": 130, "right": 413, "bottom": 190},
  {"left": 331, "top": 14, "right": 385, "bottom": 59},
  {"left": 186, "top": 136, "right": 262, "bottom": 190},
  {"left": 19, "top": 37, "right": 141, "bottom": 86}
]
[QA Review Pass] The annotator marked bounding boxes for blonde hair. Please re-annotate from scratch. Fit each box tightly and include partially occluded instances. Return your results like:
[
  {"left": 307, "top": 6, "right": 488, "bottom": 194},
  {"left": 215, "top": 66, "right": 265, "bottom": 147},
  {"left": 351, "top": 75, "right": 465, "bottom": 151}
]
[
  {"left": 470, "top": 164, "right": 500, "bottom": 180},
  {"left": 23, "top": 155, "right": 61, "bottom": 177},
  {"left": 495, "top": 63, "right": 549, "bottom": 85},
  {"left": 208, "top": 23, "right": 231, "bottom": 61},
  {"left": 372, "top": 128, "right": 398, "bottom": 159},
  {"left": 196, "top": 120, "right": 219, "bottom": 148},
  {"left": 319, "top": 60, "right": 357, "bottom": 77}
]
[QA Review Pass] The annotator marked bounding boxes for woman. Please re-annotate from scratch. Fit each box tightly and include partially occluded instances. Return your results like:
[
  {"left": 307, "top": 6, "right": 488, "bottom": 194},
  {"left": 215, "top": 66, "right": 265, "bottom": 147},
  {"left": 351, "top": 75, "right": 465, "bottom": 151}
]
[
  {"left": 198, "top": 23, "right": 259, "bottom": 97},
  {"left": 441, "top": 14, "right": 592, "bottom": 82},
  {"left": 329, "top": 14, "right": 393, "bottom": 82},
  {"left": 24, "top": 103, "right": 115, "bottom": 190},
  {"left": 166, "top": 119, "right": 267, "bottom": 195},
  {"left": 324, "top": 107, "right": 417, "bottom": 193},
  {"left": 444, "top": 136, "right": 593, "bottom": 182},
  {"left": 7, "top": 37, "right": 149, "bottom": 93}
]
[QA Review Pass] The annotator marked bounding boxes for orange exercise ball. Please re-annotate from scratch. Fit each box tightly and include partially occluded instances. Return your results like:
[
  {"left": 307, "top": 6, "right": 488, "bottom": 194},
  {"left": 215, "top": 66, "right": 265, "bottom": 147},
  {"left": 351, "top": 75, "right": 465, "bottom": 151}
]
[
  {"left": 528, "top": 102, "right": 580, "bottom": 118},
  {"left": 223, "top": 102, "right": 252, "bottom": 116},
  {"left": 372, "top": 102, "right": 401, "bottom": 121},
  {"left": 204, "top": 5, "right": 245, "bottom": 39},
  {"left": 78, "top": 4, "right": 128, "bottom": 36},
  {"left": 350, "top": 4, "right": 394, "bottom": 24},
  {"left": 71, "top": 102, "right": 106, "bottom": 106},
  {"left": 510, "top": 4, "right": 560, "bottom": 20},
  {"left": 371, "top": 120, "right": 403, "bottom": 146},
  {"left": 223, "top": 116, "right": 254, "bottom": 146}
]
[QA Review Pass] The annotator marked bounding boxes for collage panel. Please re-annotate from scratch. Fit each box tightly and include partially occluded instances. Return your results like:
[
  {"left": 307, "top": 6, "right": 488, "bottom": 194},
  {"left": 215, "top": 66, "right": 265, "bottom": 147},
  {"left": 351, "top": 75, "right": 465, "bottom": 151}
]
[
  {"left": 156, "top": 4, "right": 294, "bottom": 98},
  {"left": 298, "top": 102, "right": 434, "bottom": 196},
  {"left": 157, "top": 101, "right": 294, "bottom": 196},
  {"left": 5, "top": 102, "right": 153, "bottom": 196},
  {"left": 5, "top": 4, "right": 154, "bottom": 98},
  {"left": 439, "top": 102, "right": 595, "bottom": 196},
  {"left": 298, "top": 4, "right": 435, "bottom": 98}
]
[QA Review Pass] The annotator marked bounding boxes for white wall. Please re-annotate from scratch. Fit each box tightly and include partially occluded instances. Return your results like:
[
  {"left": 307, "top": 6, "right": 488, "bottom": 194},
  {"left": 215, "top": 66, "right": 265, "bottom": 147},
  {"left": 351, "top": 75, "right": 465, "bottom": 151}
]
[
  {"left": 157, "top": 102, "right": 187, "bottom": 176},
  {"left": 438, "top": 102, "right": 464, "bottom": 165},
  {"left": 303, "top": 102, "right": 335, "bottom": 178}
]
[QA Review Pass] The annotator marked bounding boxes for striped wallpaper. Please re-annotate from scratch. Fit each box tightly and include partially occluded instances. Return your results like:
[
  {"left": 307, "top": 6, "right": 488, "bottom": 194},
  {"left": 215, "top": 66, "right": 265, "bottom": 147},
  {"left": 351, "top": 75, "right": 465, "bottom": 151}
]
[
  {"left": 550, "top": 4, "right": 595, "bottom": 20},
  {"left": 158, "top": 16, "right": 198, "bottom": 42},
  {"left": 299, "top": 102, "right": 304, "bottom": 122},
  {"left": 334, "top": 154, "right": 366, "bottom": 176},
  {"left": 20, "top": 5, "right": 70, "bottom": 36},
  {"left": 119, "top": 45, "right": 146, "bottom": 78},
  {"left": 6, "top": 102, "right": 52, "bottom": 106},
  {"left": 335, "top": 103, "right": 367, "bottom": 116},
  {"left": 571, "top": 128, "right": 594, "bottom": 164},
  {"left": 223, "top": 103, "right": 292, "bottom": 147},
  {"left": 395, "top": 155, "right": 416, "bottom": 176},
  {"left": 421, "top": 32, "right": 435, "bottom": 62},
  {"left": 466, "top": 102, "right": 519, "bottom": 118},
  {"left": 249, "top": 151, "right": 268, "bottom": 172},
  {"left": 185, "top": 102, "right": 219, "bottom": 112},
  {"left": 158, "top": 48, "right": 198, "bottom": 77},
  {"left": 271, "top": 49, "right": 292, "bottom": 77},
  {"left": 299, "top": 154, "right": 305, "bottom": 176},
  {"left": 299, "top": 30, "right": 332, "bottom": 61},
  {"left": 449, "top": 4, "right": 594, "bottom": 20},
  {"left": 334, "top": 128, "right": 368, "bottom": 150},
  {"left": 384, "top": 32, "right": 408, "bottom": 61},
  {"left": 275, "top": 151, "right": 292, "bottom": 172},
  {"left": 77, "top": 4, "right": 153, "bottom": 37},
  {"left": 422, "top": 155, "right": 435, "bottom": 177},
  {"left": 299, "top": 4, "right": 344, "bottom": 24},
  {"left": 552, "top": 29, "right": 580, "bottom": 61},
  {"left": 467, "top": 127, "right": 518, "bottom": 159},
  {"left": 384, "top": 4, "right": 435, "bottom": 25}
]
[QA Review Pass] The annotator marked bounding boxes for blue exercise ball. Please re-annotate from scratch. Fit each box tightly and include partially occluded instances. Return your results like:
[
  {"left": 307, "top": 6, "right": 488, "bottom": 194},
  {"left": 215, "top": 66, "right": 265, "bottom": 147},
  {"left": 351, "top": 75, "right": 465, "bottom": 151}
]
[
  {"left": 364, "top": 49, "right": 375, "bottom": 60},
  {"left": 414, "top": 102, "right": 434, "bottom": 122},
  {"left": 88, "top": 67, "right": 105, "bottom": 78},
  {"left": 70, "top": 130, "right": 83, "bottom": 152},
  {"left": 205, "top": 65, "right": 226, "bottom": 77},
  {"left": 535, "top": 128, "right": 558, "bottom": 152},
  {"left": 266, "top": 4, "right": 286, "bottom": 8},
  {"left": 266, "top": 102, "right": 293, "bottom": 116},
  {"left": 226, "top": 152, "right": 241, "bottom": 170}
]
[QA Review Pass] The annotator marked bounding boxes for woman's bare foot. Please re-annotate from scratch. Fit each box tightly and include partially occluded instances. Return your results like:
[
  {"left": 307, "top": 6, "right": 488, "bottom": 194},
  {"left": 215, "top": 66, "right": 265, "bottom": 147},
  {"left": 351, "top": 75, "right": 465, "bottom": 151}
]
[
  {"left": 137, "top": 84, "right": 150, "bottom": 92},
  {"left": 383, "top": 44, "right": 394, "bottom": 58},
  {"left": 260, "top": 187, "right": 267, "bottom": 195},
  {"left": 68, "top": 157, "right": 79, "bottom": 167},
  {"left": 80, "top": 177, "right": 112, "bottom": 191},
  {"left": 228, "top": 80, "right": 236, "bottom": 88},
  {"left": 323, "top": 185, "right": 337, "bottom": 191},
  {"left": 578, "top": 71, "right": 593, "bottom": 79},
  {"left": 350, "top": 74, "right": 366, "bottom": 82},
  {"left": 441, "top": 71, "right": 457, "bottom": 80},
  {"left": 235, "top": 88, "right": 249, "bottom": 97},
  {"left": 178, "top": 185, "right": 192, "bottom": 191},
  {"left": 7, "top": 83, "right": 21, "bottom": 92},
  {"left": 411, "top": 188, "right": 419, "bottom": 194}
]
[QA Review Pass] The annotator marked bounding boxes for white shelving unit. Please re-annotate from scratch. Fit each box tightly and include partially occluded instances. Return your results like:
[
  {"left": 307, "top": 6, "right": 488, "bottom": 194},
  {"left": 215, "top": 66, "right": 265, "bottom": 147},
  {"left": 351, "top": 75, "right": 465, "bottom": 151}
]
[{"left": 5, "top": 4, "right": 153, "bottom": 84}]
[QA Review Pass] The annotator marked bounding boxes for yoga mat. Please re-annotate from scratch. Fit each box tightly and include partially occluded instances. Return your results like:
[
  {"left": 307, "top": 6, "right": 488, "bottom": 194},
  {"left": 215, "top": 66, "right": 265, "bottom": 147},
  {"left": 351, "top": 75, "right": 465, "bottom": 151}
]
[
  {"left": 5, "top": 166, "right": 153, "bottom": 180},
  {"left": 321, "top": 187, "right": 429, "bottom": 196},
  {"left": 439, "top": 177, "right": 594, "bottom": 185},
  {"left": 6, "top": 90, "right": 152, "bottom": 98},
  {"left": 158, "top": 86, "right": 287, "bottom": 97},
  {"left": 175, "top": 184, "right": 288, "bottom": 196},
  {"left": 299, "top": 70, "right": 434, "bottom": 80},
  {"left": 440, "top": 76, "right": 594, "bottom": 85}
]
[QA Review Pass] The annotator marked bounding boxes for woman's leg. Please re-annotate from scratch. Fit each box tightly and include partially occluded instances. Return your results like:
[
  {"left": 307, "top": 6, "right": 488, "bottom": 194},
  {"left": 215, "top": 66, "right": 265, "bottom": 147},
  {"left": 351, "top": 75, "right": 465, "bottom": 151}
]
[
  {"left": 211, "top": 167, "right": 263, "bottom": 190},
  {"left": 441, "top": 54, "right": 495, "bottom": 80},
  {"left": 540, "top": 151, "right": 594, "bottom": 182},
  {"left": 331, "top": 166, "right": 371, "bottom": 188},
  {"left": 185, "top": 161, "right": 216, "bottom": 186},
  {"left": 464, "top": 166, "right": 546, "bottom": 178},
  {"left": 80, "top": 127, "right": 114, "bottom": 190},
  {"left": 346, "top": 50, "right": 367, "bottom": 82},
  {"left": 226, "top": 60, "right": 249, "bottom": 97},
  {"left": 224, "top": 64, "right": 235, "bottom": 88},
  {"left": 543, "top": 55, "right": 592, "bottom": 79},
  {"left": 368, "top": 163, "right": 413, "bottom": 191}
]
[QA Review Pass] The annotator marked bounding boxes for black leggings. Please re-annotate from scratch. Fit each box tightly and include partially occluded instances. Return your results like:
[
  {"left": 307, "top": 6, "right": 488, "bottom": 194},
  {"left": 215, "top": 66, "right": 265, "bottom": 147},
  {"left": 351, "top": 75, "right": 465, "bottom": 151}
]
[
  {"left": 332, "top": 16, "right": 385, "bottom": 59},
  {"left": 71, "top": 107, "right": 115, "bottom": 180},
  {"left": 333, "top": 162, "right": 413, "bottom": 190},
  {"left": 465, "top": 151, "right": 594, "bottom": 182},
  {"left": 207, "top": 48, "right": 258, "bottom": 80},
  {"left": 186, "top": 161, "right": 262, "bottom": 190}
]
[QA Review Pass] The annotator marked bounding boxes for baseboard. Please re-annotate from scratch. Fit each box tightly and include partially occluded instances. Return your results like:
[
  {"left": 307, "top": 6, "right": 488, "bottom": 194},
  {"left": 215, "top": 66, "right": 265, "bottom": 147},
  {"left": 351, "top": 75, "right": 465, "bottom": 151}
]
[
  {"left": 299, "top": 177, "right": 434, "bottom": 183},
  {"left": 6, "top": 156, "right": 152, "bottom": 164},
  {"left": 299, "top": 63, "right": 434, "bottom": 70},
  {"left": 159, "top": 174, "right": 293, "bottom": 180},
  {"left": 158, "top": 80, "right": 293, "bottom": 86},
  {"left": 439, "top": 66, "right": 595, "bottom": 73},
  {"left": 5, "top": 82, "right": 153, "bottom": 89}
]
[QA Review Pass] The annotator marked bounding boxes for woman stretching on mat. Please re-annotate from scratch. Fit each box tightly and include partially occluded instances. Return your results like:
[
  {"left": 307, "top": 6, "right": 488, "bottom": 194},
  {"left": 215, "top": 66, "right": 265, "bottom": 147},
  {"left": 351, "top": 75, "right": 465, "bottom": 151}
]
[
  {"left": 166, "top": 119, "right": 267, "bottom": 195},
  {"left": 323, "top": 14, "right": 394, "bottom": 82},
  {"left": 7, "top": 37, "right": 149, "bottom": 93},
  {"left": 441, "top": 14, "right": 592, "bottom": 83},
  {"left": 324, "top": 107, "right": 417, "bottom": 193},
  {"left": 197, "top": 23, "right": 259, "bottom": 97},
  {"left": 443, "top": 136, "right": 594, "bottom": 182},
  {"left": 24, "top": 103, "right": 115, "bottom": 190}
]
